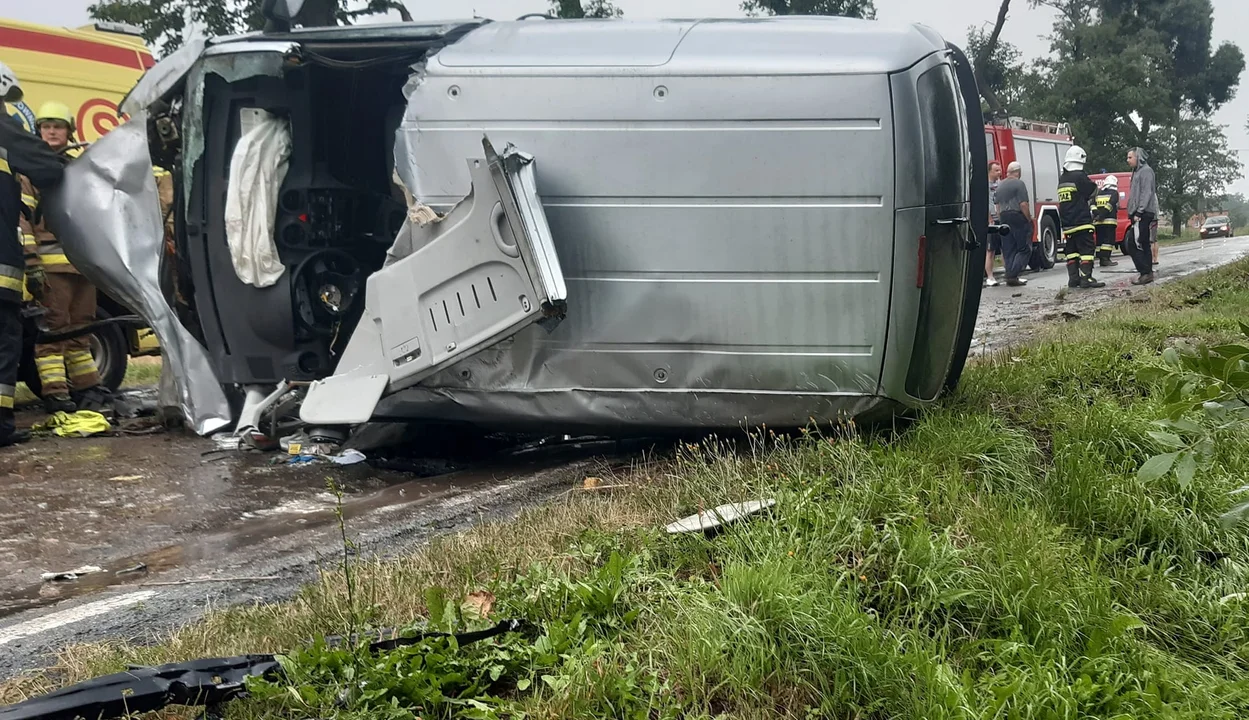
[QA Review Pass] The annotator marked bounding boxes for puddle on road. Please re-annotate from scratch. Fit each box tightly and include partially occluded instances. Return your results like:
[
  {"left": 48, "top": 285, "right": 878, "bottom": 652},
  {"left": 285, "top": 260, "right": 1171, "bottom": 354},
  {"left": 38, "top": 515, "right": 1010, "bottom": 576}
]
[{"left": 0, "top": 435, "right": 640, "bottom": 619}]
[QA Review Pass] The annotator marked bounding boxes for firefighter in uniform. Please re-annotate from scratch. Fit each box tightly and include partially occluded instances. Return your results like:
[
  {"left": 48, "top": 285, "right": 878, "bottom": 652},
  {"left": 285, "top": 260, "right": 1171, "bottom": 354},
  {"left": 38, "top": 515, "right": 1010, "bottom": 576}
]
[
  {"left": 18, "top": 101, "right": 113, "bottom": 414},
  {"left": 0, "top": 63, "right": 65, "bottom": 445},
  {"left": 1094, "top": 173, "right": 1120, "bottom": 267},
  {"left": 1058, "top": 145, "right": 1104, "bottom": 289}
]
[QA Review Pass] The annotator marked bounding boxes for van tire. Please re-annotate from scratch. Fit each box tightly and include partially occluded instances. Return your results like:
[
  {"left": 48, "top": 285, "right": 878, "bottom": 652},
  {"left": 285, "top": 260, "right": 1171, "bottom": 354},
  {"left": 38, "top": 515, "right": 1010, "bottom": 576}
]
[
  {"left": 1032, "top": 217, "right": 1058, "bottom": 270},
  {"left": 22, "top": 308, "right": 130, "bottom": 399}
]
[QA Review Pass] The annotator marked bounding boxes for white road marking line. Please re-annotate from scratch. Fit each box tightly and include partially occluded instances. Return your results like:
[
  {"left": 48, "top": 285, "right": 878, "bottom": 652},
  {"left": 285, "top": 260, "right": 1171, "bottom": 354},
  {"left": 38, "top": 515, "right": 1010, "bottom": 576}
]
[{"left": 0, "top": 591, "right": 157, "bottom": 646}]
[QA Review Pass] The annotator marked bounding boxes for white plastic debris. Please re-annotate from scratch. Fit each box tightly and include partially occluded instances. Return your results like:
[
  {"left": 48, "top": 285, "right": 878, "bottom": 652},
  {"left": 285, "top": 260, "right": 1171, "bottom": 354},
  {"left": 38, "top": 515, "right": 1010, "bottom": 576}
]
[
  {"left": 331, "top": 449, "right": 367, "bottom": 466},
  {"left": 41, "top": 565, "right": 104, "bottom": 582},
  {"left": 212, "top": 433, "right": 242, "bottom": 451},
  {"left": 665, "top": 499, "right": 777, "bottom": 535}
]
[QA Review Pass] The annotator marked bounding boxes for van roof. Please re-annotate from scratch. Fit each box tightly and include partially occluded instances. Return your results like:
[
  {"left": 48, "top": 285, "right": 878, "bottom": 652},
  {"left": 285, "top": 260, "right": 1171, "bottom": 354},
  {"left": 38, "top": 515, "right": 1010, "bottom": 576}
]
[
  {"left": 215, "top": 17, "right": 950, "bottom": 76},
  {"left": 440, "top": 18, "right": 949, "bottom": 75}
]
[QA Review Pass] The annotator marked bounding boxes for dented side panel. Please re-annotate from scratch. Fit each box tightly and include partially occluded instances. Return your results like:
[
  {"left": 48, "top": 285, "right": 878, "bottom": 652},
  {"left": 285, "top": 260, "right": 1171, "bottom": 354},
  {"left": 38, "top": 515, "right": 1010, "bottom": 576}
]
[{"left": 43, "top": 116, "right": 232, "bottom": 435}]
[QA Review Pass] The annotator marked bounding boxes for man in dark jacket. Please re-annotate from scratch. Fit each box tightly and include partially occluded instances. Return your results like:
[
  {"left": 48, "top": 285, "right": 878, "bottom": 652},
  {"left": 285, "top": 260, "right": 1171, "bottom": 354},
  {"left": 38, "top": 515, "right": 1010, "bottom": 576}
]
[
  {"left": 1058, "top": 145, "right": 1104, "bottom": 289},
  {"left": 0, "top": 62, "right": 66, "bottom": 446},
  {"left": 1127, "top": 147, "right": 1158, "bottom": 285}
]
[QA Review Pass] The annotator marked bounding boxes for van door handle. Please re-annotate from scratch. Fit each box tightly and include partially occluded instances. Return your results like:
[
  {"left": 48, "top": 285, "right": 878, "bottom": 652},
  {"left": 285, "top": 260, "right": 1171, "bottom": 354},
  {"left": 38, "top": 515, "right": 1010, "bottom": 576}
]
[{"left": 932, "top": 217, "right": 969, "bottom": 226}]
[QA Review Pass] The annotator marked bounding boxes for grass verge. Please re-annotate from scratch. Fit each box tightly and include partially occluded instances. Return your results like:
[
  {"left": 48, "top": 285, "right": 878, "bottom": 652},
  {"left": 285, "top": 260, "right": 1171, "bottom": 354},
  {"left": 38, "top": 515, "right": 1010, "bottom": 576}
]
[{"left": 7, "top": 264, "right": 1249, "bottom": 718}]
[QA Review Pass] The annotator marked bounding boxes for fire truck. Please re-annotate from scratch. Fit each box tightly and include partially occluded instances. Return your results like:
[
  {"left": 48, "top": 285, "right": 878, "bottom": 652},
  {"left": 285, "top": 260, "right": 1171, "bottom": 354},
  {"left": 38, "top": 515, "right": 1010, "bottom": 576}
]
[{"left": 985, "top": 117, "right": 1074, "bottom": 271}]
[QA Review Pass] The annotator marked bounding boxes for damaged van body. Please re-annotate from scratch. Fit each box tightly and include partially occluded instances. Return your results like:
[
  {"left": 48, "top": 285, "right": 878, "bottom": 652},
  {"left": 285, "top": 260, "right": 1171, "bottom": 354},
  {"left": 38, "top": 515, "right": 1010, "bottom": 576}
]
[{"left": 48, "top": 16, "right": 989, "bottom": 435}]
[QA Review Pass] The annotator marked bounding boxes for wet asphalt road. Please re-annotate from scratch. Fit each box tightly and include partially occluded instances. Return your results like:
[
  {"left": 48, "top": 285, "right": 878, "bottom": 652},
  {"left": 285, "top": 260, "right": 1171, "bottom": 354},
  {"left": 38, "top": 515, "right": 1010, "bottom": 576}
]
[
  {"left": 973, "top": 234, "right": 1249, "bottom": 355},
  {"left": 0, "top": 235, "right": 1246, "bottom": 677}
]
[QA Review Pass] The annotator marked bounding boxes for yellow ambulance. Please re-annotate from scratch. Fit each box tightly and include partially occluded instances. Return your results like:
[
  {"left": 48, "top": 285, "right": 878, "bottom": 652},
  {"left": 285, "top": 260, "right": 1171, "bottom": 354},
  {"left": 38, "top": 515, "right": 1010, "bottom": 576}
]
[
  {"left": 2, "top": 17, "right": 160, "bottom": 367},
  {"left": 1, "top": 18, "right": 153, "bottom": 141}
]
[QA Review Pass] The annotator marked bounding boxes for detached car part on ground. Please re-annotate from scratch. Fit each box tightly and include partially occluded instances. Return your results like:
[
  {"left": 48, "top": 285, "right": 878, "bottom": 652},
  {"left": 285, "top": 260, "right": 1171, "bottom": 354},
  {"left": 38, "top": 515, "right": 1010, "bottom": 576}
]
[
  {"left": 46, "top": 14, "right": 991, "bottom": 437},
  {"left": 0, "top": 620, "right": 522, "bottom": 720}
]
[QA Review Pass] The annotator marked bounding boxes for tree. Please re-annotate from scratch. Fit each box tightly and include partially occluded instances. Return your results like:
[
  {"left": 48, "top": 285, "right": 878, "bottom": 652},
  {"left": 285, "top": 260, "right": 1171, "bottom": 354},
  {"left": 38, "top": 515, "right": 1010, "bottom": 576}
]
[
  {"left": 1221, "top": 192, "right": 1249, "bottom": 229},
  {"left": 1153, "top": 113, "right": 1243, "bottom": 234},
  {"left": 90, "top": 0, "right": 407, "bottom": 55},
  {"left": 740, "top": 0, "right": 876, "bottom": 18},
  {"left": 968, "top": 0, "right": 1012, "bottom": 117},
  {"left": 966, "top": 27, "right": 1030, "bottom": 115},
  {"left": 1026, "top": 0, "right": 1245, "bottom": 171},
  {"left": 550, "top": 0, "right": 622, "bottom": 18}
]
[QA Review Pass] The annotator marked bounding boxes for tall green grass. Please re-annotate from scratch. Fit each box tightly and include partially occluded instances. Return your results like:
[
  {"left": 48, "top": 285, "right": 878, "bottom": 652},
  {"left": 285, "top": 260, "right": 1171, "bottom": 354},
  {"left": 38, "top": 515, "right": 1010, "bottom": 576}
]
[{"left": 9, "top": 263, "right": 1249, "bottom": 718}]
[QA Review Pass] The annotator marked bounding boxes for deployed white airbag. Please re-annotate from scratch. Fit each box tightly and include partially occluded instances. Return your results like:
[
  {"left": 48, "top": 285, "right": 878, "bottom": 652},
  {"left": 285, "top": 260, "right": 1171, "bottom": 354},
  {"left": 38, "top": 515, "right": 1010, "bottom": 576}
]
[{"left": 224, "top": 108, "right": 290, "bottom": 288}]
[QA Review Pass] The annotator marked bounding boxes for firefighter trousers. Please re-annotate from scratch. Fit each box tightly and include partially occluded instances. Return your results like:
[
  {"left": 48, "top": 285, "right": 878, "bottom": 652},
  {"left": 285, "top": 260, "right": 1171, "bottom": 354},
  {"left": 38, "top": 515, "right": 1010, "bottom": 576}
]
[
  {"left": 35, "top": 273, "right": 101, "bottom": 397},
  {"left": 1064, "top": 228, "right": 1098, "bottom": 285},
  {"left": 0, "top": 301, "right": 20, "bottom": 439},
  {"left": 1095, "top": 225, "right": 1117, "bottom": 261}
]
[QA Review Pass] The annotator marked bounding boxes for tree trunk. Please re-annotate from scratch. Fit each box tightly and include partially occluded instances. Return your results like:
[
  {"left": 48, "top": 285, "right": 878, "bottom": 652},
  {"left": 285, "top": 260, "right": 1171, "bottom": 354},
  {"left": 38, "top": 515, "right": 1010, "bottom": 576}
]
[
  {"left": 1173, "top": 208, "right": 1184, "bottom": 238},
  {"left": 974, "top": 0, "right": 1011, "bottom": 117},
  {"left": 556, "top": 0, "right": 585, "bottom": 18}
]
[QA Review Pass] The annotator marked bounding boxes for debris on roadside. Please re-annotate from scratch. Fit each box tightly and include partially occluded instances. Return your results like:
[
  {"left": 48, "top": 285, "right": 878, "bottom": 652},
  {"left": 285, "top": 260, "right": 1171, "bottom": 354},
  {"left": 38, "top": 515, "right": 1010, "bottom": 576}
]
[
  {"left": 665, "top": 499, "right": 777, "bottom": 535},
  {"left": 331, "top": 449, "right": 367, "bottom": 465},
  {"left": 114, "top": 563, "right": 148, "bottom": 576},
  {"left": 32, "top": 410, "right": 112, "bottom": 437},
  {"left": 211, "top": 433, "right": 242, "bottom": 451},
  {"left": 41, "top": 565, "right": 104, "bottom": 582},
  {"left": 108, "top": 474, "right": 145, "bottom": 482}
]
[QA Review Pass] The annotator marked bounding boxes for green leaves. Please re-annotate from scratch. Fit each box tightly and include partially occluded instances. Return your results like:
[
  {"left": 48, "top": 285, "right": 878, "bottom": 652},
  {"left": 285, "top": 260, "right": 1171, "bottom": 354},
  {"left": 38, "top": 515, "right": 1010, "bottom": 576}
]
[
  {"left": 740, "top": 0, "right": 876, "bottom": 19},
  {"left": 1137, "top": 451, "right": 1179, "bottom": 483}
]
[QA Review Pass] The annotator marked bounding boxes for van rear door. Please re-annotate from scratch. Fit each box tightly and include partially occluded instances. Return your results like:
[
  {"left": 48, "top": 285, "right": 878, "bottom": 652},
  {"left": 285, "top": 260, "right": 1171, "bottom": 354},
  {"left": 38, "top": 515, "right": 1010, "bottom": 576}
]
[{"left": 884, "top": 47, "right": 986, "bottom": 402}]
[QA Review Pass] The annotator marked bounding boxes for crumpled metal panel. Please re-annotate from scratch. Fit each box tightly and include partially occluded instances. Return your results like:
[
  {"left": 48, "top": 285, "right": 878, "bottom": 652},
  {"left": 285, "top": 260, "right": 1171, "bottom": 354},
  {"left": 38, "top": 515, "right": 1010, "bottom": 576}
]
[
  {"left": 301, "top": 138, "right": 567, "bottom": 426},
  {"left": 42, "top": 115, "right": 232, "bottom": 436},
  {"left": 119, "top": 36, "right": 209, "bottom": 117}
]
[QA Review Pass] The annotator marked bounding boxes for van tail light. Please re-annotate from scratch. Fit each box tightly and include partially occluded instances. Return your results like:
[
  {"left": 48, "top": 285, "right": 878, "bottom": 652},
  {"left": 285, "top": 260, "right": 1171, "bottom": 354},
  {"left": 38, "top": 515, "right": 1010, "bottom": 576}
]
[{"left": 917, "top": 235, "right": 926, "bottom": 288}]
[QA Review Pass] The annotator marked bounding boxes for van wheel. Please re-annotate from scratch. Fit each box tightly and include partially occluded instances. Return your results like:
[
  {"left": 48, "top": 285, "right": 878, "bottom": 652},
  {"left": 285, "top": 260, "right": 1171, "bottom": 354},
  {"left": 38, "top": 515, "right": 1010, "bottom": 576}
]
[
  {"left": 1031, "top": 217, "right": 1058, "bottom": 270},
  {"left": 22, "top": 309, "right": 129, "bottom": 399}
]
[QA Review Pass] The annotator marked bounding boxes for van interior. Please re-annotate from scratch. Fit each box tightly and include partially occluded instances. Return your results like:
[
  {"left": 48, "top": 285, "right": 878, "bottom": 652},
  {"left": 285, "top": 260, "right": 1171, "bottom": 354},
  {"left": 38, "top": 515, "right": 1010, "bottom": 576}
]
[{"left": 176, "top": 29, "right": 475, "bottom": 389}]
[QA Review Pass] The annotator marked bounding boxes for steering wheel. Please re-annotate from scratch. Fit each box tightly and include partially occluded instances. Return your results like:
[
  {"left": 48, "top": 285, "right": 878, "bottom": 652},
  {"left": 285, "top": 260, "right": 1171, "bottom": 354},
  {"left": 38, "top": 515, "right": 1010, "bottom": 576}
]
[{"left": 290, "top": 249, "right": 363, "bottom": 337}]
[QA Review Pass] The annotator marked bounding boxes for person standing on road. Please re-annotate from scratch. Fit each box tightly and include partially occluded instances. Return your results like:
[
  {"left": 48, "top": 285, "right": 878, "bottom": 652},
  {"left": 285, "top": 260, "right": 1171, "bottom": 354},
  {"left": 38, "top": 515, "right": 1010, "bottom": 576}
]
[
  {"left": 1127, "top": 147, "right": 1158, "bottom": 285},
  {"left": 18, "top": 102, "right": 113, "bottom": 415},
  {"left": 1093, "top": 174, "right": 1120, "bottom": 268},
  {"left": 0, "top": 63, "right": 65, "bottom": 446},
  {"left": 985, "top": 161, "right": 1002, "bottom": 287},
  {"left": 995, "top": 161, "right": 1033, "bottom": 287},
  {"left": 1058, "top": 146, "right": 1104, "bottom": 289}
]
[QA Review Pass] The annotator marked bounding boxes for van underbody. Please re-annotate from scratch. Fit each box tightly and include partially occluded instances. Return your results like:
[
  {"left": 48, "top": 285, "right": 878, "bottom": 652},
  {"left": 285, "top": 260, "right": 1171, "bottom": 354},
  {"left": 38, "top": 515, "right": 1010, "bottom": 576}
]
[{"left": 45, "top": 17, "right": 989, "bottom": 437}]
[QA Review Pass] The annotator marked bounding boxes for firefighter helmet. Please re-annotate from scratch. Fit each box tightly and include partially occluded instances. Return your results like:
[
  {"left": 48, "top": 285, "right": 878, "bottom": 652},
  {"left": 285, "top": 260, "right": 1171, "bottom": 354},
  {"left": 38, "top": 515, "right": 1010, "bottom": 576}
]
[
  {"left": 0, "top": 61, "right": 20, "bottom": 102},
  {"left": 1063, "top": 145, "right": 1088, "bottom": 171},
  {"left": 1102, "top": 173, "right": 1118, "bottom": 189},
  {"left": 36, "top": 102, "right": 76, "bottom": 133}
]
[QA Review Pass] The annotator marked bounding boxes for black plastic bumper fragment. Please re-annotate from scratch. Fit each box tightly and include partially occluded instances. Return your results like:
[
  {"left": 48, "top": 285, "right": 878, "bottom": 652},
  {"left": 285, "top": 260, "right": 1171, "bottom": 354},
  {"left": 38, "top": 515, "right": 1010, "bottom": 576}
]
[{"left": 0, "top": 620, "right": 522, "bottom": 720}]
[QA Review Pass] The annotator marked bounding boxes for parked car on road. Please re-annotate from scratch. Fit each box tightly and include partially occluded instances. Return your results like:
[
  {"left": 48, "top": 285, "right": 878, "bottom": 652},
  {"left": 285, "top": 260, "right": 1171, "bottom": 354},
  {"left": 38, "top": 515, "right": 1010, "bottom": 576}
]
[{"left": 1201, "top": 215, "right": 1234, "bottom": 239}]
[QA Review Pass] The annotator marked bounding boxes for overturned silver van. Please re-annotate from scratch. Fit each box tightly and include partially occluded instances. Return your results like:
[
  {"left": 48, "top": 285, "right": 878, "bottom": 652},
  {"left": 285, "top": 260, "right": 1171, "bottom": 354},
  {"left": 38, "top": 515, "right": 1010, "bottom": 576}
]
[{"left": 48, "top": 16, "right": 990, "bottom": 436}]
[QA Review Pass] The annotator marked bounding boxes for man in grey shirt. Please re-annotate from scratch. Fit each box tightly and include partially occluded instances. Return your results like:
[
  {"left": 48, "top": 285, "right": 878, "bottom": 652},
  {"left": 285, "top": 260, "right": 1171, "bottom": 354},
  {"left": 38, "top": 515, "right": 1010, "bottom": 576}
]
[
  {"left": 994, "top": 161, "right": 1033, "bottom": 286},
  {"left": 1127, "top": 147, "right": 1158, "bottom": 284}
]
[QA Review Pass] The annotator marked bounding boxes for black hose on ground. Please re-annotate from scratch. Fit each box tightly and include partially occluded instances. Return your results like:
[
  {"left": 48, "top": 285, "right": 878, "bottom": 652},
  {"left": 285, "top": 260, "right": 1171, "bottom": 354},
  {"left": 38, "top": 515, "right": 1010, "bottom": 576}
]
[{"left": 35, "top": 315, "right": 147, "bottom": 344}]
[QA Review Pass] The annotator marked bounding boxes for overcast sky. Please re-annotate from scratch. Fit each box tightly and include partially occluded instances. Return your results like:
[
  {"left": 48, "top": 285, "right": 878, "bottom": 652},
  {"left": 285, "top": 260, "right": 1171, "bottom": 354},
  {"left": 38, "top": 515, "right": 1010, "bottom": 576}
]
[{"left": 10, "top": 0, "right": 1249, "bottom": 195}]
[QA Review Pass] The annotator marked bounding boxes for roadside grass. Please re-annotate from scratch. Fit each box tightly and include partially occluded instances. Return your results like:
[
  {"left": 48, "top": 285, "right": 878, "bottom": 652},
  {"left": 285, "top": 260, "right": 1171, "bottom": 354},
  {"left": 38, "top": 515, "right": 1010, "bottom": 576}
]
[
  {"left": 122, "top": 356, "right": 162, "bottom": 388},
  {"left": 7, "top": 264, "right": 1249, "bottom": 717}
]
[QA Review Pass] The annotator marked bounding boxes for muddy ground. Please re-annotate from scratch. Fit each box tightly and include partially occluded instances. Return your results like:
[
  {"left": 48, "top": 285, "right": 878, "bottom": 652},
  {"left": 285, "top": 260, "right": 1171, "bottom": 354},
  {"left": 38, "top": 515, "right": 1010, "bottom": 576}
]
[{"left": 0, "top": 235, "right": 1246, "bottom": 677}]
